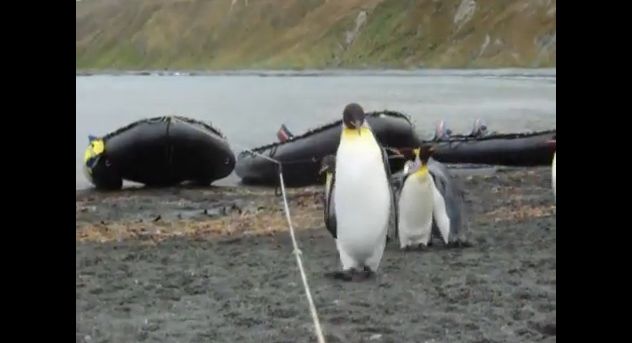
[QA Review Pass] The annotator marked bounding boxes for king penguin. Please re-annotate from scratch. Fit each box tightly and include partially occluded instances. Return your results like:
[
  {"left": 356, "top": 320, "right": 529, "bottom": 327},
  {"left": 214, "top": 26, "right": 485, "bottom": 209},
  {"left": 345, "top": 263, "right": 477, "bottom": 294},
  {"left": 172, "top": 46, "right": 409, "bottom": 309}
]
[
  {"left": 330, "top": 103, "right": 394, "bottom": 280},
  {"left": 397, "top": 147, "right": 451, "bottom": 249},
  {"left": 397, "top": 145, "right": 472, "bottom": 249}
]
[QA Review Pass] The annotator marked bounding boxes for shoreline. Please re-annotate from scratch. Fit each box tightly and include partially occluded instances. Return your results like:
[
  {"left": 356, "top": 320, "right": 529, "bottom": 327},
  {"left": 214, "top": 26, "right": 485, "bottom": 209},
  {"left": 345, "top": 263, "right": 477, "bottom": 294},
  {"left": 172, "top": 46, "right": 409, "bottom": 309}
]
[{"left": 75, "top": 67, "right": 557, "bottom": 78}]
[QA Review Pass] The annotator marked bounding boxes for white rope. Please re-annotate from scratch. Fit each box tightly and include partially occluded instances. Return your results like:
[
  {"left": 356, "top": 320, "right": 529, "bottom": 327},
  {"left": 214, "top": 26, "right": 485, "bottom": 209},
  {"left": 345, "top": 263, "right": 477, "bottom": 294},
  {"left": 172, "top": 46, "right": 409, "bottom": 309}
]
[
  {"left": 278, "top": 171, "right": 327, "bottom": 343},
  {"left": 240, "top": 147, "right": 327, "bottom": 343}
]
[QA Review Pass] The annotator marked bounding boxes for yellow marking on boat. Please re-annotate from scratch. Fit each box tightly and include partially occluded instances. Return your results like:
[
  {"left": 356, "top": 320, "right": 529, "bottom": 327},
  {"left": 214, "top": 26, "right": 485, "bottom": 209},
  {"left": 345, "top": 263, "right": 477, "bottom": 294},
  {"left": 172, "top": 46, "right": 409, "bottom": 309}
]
[{"left": 84, "top": 139, "right": 105, "bottom": 163}]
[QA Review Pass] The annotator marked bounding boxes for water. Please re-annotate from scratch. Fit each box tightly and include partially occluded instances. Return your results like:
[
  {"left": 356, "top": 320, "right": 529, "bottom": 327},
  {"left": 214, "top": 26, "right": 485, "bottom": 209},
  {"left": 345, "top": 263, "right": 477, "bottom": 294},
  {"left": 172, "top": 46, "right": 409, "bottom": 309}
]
[{"left": 76, "top": 69, "right": 556, "bottom": 189}]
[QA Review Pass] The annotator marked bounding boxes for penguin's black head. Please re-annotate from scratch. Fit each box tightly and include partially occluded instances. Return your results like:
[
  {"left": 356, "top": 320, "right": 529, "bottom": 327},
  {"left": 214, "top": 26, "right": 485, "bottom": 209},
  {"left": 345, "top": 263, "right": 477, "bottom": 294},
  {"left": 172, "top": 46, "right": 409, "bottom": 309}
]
[
  {"left": 319, "top": 155, "right": 336, "bottom": 175},
  {"left": 414, "top": 145, "right": 435, "bottom": 165},
  {"left": 342, "top": 103, "right": 366, "bottom": 133}
]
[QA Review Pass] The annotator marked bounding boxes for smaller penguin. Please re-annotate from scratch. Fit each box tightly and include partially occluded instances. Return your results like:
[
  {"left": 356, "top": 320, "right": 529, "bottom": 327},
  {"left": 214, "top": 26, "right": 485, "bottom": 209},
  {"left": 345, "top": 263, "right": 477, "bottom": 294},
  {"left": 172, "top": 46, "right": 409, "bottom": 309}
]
[
  {"left": 319, "top": 155, "right": 337, "bottom": 239},
  {"left": 397, "top": 146, "right": 451, "bottom": 249}
]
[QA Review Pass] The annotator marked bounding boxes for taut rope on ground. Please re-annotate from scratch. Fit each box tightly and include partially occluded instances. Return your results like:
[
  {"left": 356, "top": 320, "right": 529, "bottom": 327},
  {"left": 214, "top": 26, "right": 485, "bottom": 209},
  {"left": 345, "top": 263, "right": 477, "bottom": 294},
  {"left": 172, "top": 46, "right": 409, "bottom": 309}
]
[{"left": 238, "top": 146, "right": 326, "bottom": 343}]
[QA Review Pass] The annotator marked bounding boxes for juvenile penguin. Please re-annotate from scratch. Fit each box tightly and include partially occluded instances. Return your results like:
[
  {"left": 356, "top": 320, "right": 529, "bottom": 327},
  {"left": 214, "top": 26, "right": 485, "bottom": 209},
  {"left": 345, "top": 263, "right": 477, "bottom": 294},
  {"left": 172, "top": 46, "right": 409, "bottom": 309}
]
[
  {"left": 397, "top": 147, "right": 451, "bottom": 249},
  {"left": 331, "top": 103, "right": 394, "bottom": 280},
  {"left": 319, "top": 155, "right": 337, "bottom": 239}
]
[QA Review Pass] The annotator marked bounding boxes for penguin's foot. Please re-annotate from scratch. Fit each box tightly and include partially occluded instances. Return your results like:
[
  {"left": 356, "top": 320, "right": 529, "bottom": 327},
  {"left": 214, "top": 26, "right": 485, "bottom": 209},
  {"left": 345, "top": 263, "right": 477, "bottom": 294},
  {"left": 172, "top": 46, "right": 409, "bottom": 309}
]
[
  {"left": 326, "top": 268, "right": 375, "bottom": 282},
  {"left": 361, "top": 266, "right": 376, "bottom": 280},
  {"left": 325, "top": 270, "right": 354, "bottom": 281},
  {"left": 348, "top": 267, "right": 375, "bottom": 281},
  {"left": 446, "top": 240, "right": 473, "bottom": 249},
  {"left": 417, "top": 243, "right": 429, "bottom": 251},
  {"left": 401, "top": 244, "right": 427, "bottom": 251}
]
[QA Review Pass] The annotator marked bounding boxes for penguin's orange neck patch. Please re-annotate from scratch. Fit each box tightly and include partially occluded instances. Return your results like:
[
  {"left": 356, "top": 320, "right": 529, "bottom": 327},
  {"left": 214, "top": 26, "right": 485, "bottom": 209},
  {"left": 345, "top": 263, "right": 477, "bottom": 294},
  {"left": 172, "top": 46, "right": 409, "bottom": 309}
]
[
  {"left": 342, "top": 127, "right": 372, "bottom": 140},
  {"left": 414, "top": 165, "right": 429, "bottom": 179}
]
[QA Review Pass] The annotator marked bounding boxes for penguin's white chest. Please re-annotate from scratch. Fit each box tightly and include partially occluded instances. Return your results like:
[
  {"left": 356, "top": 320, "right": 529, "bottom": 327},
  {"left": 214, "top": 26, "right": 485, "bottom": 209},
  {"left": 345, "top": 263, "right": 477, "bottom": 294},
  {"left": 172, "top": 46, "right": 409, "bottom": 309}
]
[
  {"left": 334, "top": 132, "right": 390, "bottom": 257},
  {"left": 398, "top": 173, "right": 435, "bottom": 247}
]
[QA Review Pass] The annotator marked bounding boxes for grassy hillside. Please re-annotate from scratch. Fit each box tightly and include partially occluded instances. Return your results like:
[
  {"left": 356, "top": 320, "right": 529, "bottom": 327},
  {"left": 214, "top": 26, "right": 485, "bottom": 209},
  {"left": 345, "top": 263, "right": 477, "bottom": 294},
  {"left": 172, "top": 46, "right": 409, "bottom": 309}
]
[{"left": 76, "top": 0, "right": 556, "bottom": 70}]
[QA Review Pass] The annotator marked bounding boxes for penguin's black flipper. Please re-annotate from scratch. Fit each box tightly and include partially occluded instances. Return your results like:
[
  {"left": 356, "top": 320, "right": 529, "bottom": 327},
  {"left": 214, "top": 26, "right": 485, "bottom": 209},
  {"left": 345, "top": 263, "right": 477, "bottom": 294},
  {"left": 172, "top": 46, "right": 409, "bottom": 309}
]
[
  {"left": 427, "top": 158, "right": 470, "bottom": 246},
  {"left": 325, "top": 270, "right": 353, "bottom": 281},
  {"left": 380, "top": 146, "right": 399, "bottom": 240},
  {"left": 321, "top": 155, "right": 337, "bottom": 239},
  {"left": 324, "top": 177, "right": 337, "bottom": 239}
]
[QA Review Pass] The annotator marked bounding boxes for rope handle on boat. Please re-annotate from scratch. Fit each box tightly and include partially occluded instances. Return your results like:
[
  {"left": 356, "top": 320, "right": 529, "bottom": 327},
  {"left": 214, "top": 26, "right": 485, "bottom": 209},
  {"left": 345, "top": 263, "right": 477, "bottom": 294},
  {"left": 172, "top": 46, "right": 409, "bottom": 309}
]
[
  {"left": 237, "top": 146, "right": 327, "bottom": 343},
  {"left": 244, "top": 146, "right": 407, "bottom": 165},
  {"left": 247, "top": 145, "right": 409, "bottom": 196}
]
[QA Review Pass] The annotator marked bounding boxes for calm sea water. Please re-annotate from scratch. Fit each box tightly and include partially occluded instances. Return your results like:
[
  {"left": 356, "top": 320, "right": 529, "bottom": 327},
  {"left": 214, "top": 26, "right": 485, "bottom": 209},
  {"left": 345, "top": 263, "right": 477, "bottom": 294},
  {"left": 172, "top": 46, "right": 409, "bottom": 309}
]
[{"left": 76, "top": 69, "right": 556, "bottom": 189}]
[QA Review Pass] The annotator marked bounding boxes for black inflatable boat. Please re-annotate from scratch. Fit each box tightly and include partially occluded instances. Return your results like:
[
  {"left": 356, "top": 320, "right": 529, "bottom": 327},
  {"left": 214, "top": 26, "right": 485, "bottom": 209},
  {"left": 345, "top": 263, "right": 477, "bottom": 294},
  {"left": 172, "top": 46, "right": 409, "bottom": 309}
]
[
  {"left": 427, "top": 129, "right": 556, "bottom": 166},
  {"left": 83, "top": 116, "right": 235, "bottom": 190},
  {"left": 235, "top": 111, "right": 417, "bottom": 186}
]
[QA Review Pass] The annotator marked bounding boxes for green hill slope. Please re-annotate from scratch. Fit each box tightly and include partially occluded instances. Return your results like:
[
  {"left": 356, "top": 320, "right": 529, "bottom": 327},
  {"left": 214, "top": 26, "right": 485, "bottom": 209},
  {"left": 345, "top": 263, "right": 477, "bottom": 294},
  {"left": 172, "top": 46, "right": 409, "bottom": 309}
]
[{"left": 76, "top": 0, "right": 556, "bottom": 70}]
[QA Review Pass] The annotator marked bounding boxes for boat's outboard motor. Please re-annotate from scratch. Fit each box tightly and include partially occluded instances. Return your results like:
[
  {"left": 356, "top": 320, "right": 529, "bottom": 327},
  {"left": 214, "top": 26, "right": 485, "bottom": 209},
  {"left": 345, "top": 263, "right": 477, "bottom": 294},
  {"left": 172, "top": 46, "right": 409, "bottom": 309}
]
[
  {"left": 433, "top": 120, "right": 452, "bottom": 141},
  {"left": 470, "top": 119, "right": 489, "bottom": 138}
]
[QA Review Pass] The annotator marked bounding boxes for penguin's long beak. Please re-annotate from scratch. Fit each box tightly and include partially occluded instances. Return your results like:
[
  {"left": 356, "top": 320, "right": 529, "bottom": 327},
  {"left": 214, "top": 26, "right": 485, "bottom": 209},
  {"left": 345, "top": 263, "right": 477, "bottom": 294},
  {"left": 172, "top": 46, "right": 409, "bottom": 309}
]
[
  {"left": 413, "top": 148, "right": 420, "bottom": 159},
  {"left": 354, "top": 120, "right": 362, "bottom": 135},
  {"left": 319, "top": 166, "right": 328, "bottom": 175}
]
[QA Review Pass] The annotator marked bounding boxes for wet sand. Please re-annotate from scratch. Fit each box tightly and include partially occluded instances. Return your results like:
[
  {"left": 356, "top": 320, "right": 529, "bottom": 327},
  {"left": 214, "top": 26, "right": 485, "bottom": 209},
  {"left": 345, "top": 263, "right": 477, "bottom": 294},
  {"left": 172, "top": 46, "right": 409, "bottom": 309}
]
[{"left": 76, "top": 166, "right": 556, "bottom": 343}]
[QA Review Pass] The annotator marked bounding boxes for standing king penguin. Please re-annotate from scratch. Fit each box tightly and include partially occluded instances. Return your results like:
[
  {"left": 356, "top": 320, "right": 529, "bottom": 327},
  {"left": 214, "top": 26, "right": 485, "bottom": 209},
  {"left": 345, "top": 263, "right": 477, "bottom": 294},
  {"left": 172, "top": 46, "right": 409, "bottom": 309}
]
[
  {"left": 331, "top": 103, "right": 395, "bottom": 280},
  {"left": 397, "top": 147, "right": 451, "bottom": 249}
]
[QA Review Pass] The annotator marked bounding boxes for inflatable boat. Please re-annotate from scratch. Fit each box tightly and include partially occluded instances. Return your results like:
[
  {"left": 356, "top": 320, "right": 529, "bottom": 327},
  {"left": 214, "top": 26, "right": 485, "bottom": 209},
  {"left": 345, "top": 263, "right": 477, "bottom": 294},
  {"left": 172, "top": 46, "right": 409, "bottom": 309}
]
[
  {"left": 235, "top": 111, "right": 417, "bottom": 186},
  {"left": 83, "top": 116, "right": 235, "bottom": 190},
  {"left": 427, "top": 129, "right": 556, "bottom": 166}
]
